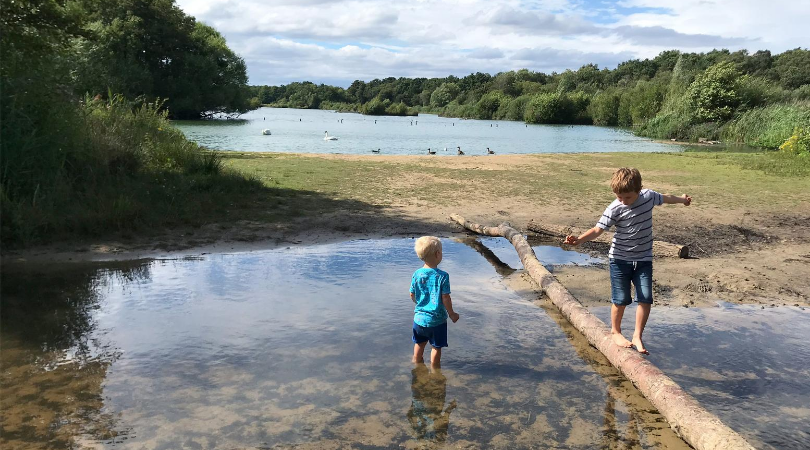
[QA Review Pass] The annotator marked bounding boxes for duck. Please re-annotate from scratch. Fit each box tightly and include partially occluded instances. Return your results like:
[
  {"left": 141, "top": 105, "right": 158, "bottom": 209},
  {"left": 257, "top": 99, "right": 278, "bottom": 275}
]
[
  {"left": 323, "top": 131, "right": 338, "bottom": 141},
  {"left": 427, "top": 148, "right": 436, "bottom": 155},
  {"left": 371, "top": 148, "right": 380, "bottom": 153},
  {"left": 261, "top": 129, "right": 271, "bottom": 135},
  {"left": 457, "top": 146, "right": 464, "bottom": 155}
]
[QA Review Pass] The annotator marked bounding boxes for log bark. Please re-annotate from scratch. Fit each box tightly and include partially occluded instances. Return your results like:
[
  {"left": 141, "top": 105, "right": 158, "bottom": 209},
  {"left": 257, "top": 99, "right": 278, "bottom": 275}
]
[
  {"left": 527, "top": 220, "right": 689, "bottom": 258},
  {"left": 451, "top": 214, "right": 754, "bottom": 450}
]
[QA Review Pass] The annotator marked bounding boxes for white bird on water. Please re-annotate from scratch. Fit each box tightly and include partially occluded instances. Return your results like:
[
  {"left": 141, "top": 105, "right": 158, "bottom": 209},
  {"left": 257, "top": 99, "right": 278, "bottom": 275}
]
[
  {"left": 261, "top": 129, "right": 271, "bottom": 135},
  {"left": 323, "top": 131, "right": 338, "bottom": 141}
]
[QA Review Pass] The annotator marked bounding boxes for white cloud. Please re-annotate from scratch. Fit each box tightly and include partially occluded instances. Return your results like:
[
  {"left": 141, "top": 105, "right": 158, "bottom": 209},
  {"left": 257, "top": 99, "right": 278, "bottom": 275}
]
[{"left": 175, "top": 0, "right": 810, "bottom": 86}]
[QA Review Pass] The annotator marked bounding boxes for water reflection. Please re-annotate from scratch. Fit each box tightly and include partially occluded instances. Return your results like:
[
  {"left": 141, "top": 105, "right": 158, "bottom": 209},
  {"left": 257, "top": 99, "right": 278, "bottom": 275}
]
[
  {"left": 1, "top": 261, "right": 150, "bottom": 449},
  {"left": 407, "top": 365, "right": 457, "bottom": 443},
  {"left": 1, "top": 239, "right": 805, "bottom": 449}
]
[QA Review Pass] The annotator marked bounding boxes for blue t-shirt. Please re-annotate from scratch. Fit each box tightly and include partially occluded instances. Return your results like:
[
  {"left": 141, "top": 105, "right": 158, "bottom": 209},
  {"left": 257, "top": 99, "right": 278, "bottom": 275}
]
[{"left": 410, "top": 267, "right": 451, "bottom": 327}]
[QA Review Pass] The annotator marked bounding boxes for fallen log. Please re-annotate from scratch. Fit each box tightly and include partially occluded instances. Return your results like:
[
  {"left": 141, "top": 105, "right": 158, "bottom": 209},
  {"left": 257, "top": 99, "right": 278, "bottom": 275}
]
[
  {"left": 527, "top": 220, "right": 689, "bottom": 258},
  {"left": 451, "top": 214, "right": 754, "bottom": 450}
]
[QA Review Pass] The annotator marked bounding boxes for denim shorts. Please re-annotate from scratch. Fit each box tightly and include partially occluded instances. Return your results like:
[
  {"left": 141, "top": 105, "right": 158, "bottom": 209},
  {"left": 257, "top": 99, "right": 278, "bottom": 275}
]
[
  {"left": 412, "top": 321, "right": 448, "bottom": 348},
  {"left": 609, "top": 259, "right": 653, "bottom": 306}
]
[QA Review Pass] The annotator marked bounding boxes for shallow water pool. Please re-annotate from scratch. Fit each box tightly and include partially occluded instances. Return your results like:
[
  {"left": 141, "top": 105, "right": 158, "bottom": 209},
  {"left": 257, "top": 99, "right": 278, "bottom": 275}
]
[
  {"left": 2, "top": 238, "right": 805, "bottom": 449},
  {"left": 1, "top": 238, "right": 684, "bottom": 449}
]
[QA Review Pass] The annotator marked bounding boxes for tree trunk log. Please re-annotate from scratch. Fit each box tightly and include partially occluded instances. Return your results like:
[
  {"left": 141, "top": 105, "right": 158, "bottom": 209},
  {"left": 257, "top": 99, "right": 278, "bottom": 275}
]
[
  {"left": 451, "top": 214, "right": 754, "bottom": 450},
  {"left": 526, "top": 220, "right": 689, "bottom": 258}
]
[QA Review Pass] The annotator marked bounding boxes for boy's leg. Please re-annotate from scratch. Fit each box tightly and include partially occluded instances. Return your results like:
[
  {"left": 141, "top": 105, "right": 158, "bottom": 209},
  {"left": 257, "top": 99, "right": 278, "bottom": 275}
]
[
  {"left": 632, "top": 304, "right": 651, "bottom": 354},
  {"left": 610, "top": 305, "right": 632, "bottom": 347},
  {"left": 413, "top": 342, "right": 427, "bottom": 363},
  {"left": 429, "top": 322, "right": 448, "bottom": 368},
  {"left": 609, "top": 259, "right": 633, "bottom": 348},
  {"left": 632, "top": 261, "right": 653, "bottom": 354},
  {"left": 430, "top": 347, "right": 442, "bottom": 368}
]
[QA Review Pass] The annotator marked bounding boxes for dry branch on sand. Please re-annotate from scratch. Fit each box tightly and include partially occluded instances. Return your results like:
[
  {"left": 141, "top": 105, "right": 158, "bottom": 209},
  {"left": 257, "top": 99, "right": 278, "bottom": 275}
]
[
  {"left": 526, "top": 220, "right": 689, "bottom": 258},
  {"left": 450, "top": 213, "right": 754, "bottom": 450}
]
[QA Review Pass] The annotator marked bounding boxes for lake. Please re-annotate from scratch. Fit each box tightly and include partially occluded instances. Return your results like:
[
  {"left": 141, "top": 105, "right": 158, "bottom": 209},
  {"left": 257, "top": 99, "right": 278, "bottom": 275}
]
[
  {"left": 173, "top": 107, "right": 684, "bottom": 155},
  {"left": 2, "top": 238, "right": 807, "bottom": 449}
]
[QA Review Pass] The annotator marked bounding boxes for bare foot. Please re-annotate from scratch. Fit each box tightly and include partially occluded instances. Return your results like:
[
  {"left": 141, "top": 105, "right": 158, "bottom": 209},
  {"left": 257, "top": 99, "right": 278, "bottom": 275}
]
[
  {"left": 632, "top": 336, "right": 650, "bottom": 355},
  {"left": 611, "top": 332, "right": 633, "bottom": 348}
]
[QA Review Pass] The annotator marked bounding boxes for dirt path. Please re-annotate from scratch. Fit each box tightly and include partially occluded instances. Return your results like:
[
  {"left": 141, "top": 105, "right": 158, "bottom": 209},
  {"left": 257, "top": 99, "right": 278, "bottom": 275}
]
[{"left": 4, "top": 153, "right": 809, "bottom": 308}]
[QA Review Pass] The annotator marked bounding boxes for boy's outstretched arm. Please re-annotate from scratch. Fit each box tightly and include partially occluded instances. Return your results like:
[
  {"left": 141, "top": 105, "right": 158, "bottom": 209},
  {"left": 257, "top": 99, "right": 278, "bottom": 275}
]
[
  {"left": 662, "top": 193, "right": 692, "bottom": 206},
  {"left": 442, "top": 294, "right": 459, "bottom": 323},
  {"left": 564, "top": 226, "right": 604, "bottom": 246}
]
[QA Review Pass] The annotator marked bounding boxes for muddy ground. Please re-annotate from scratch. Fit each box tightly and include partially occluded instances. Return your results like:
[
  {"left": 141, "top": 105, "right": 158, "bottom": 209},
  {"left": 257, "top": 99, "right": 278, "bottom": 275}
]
[{"left": 3, "top": 154, "right": 809, "bottom": 309}]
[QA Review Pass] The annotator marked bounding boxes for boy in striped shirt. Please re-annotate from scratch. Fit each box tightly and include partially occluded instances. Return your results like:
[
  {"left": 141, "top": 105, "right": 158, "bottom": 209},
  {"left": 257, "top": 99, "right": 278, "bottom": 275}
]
[{"left": 564, "top": 168, "right": 691, "bottom": 354}]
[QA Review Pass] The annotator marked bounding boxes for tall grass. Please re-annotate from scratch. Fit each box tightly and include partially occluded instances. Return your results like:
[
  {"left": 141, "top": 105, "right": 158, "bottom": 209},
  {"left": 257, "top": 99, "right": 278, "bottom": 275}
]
[
  {"left": 722, "top": 102, "right": 810, "bottom": 148},
  {"left": 1, "top": 94, "right": 262, "bottom": 246}
]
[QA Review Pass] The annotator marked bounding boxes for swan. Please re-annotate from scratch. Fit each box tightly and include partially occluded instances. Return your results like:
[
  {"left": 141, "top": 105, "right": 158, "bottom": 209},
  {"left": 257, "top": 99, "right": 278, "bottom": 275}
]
[
  {"left": 427, "top": 148, "right": 436, "bottom": 155},
  {"left": 457, "top": 146, "right": 464, "bottom": 155},
  {"left": 487, "top": 147, "right": 495, "bottom": 154},
  {"left": 323, "top": 131, "right": 338, "bottom": 141},
  {"left": 262, "top": 129, "right": 271, "bottom": 135}
]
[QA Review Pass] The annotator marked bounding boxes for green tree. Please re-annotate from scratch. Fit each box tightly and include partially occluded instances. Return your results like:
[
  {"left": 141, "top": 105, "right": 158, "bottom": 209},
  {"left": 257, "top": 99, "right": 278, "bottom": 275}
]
[
  {"left": 687, "top": 61, "right": 744, "bottom": 122},
  {"left": 773, "top": 48, "right": 810, "bottom": 89},
  {"left": 75, "top": 0, "right": 250, "bottom": 118},
  {"left": 430, "top": 82, "right": 460, "bottom": 107}
]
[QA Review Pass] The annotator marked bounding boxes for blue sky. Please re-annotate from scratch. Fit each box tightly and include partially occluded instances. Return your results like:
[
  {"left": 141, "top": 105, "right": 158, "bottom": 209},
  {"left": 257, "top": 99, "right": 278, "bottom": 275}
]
[{"left": 177, "top": 0, "right": 810, "bottom": 87}]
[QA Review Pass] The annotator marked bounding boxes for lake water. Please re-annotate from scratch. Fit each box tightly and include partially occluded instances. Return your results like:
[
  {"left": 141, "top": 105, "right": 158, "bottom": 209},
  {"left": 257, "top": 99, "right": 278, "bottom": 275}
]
[
  {"left": 173, "top": 107, "right": 683, "bottom": 155},
  {"left": 2, "top": 238, "right": 806, "bottom": 449}
]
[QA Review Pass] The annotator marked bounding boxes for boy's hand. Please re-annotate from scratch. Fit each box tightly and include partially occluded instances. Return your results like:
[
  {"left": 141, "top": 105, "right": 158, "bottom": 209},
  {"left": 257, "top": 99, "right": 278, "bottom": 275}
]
[
  {"left": 564, "top": 235, "right": 579, "bottom": 246},
  {"left": 682, "top": 194, "right": 692, "bottom": 206},
  {"left": 449, "top": 312, "right": 460, "bottom": 323}
]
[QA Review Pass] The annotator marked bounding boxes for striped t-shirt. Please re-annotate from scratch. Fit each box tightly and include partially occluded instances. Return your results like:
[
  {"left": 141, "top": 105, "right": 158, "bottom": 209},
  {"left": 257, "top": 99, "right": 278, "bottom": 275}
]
[{"left": 596, "top": 189, "right": 663, "bottom": 262}]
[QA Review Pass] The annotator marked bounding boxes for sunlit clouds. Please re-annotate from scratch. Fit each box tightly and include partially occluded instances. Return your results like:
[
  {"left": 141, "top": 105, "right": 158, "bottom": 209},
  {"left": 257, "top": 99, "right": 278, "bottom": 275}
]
[{"left": 176, "top": 0, "right": 809, "bottom": 86}]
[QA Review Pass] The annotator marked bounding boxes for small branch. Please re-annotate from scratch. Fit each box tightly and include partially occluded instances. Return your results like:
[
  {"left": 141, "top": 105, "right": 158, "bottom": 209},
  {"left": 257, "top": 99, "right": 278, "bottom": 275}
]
[{"left": 527, "top": 220, "right": 689, "bottom": 258}]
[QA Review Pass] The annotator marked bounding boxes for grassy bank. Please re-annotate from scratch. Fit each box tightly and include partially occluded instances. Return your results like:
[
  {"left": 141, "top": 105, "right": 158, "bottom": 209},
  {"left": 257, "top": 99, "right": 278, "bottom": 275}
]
[{"left": 224, "top": 149, "right": 810, "bottom": 217}]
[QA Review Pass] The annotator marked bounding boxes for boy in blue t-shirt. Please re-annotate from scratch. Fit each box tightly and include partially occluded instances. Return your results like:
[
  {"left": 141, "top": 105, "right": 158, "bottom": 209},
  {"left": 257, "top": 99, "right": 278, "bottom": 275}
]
[{"left": 410, "top": 236, "right": 460, "bottom": 368}]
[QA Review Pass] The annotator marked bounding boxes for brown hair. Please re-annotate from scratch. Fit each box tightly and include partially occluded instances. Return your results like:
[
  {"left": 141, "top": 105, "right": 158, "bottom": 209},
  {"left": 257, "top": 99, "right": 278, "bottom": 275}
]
[{"left": 611, "top": 167, "right": 642, "bottom": 193}]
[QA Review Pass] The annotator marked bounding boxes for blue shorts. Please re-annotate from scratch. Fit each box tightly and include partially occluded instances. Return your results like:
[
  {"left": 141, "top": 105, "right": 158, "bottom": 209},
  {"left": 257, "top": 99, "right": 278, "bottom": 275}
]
[
  {"left": 412, "top": 321, "right": 448, "bottom": 348},
  {"left": 609, "top": 259, "right": 653, "bottom": 306}
]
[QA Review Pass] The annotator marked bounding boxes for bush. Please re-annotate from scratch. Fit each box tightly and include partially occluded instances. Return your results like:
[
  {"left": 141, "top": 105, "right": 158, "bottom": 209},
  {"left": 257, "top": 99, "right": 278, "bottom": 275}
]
[
  {"left": 589, "top": 89, "right": 621, "bottom": 126},
  {"left": 637, "top": 111, "right": 693, "bottom": 139},
  {"left": 384, "top": 101, "right": 417, "bottom": 116},
  {"left": 524, "top": 93, "right": 574, "bottom": 124},
  {"left": 1, "top": 93, "right": 260, "bottom": 246},
  {"left": 474, "top": 91, "right": 507, "bottom": 120},
  {"left": 779, "top": 127, "right": 810, "bottom": 156}
]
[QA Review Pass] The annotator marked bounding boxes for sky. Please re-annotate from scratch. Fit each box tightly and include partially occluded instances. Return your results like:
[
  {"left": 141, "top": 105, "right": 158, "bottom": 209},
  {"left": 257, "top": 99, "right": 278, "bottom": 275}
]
[{"left": 176, "top": 0, "right": 810, "bottom": 87}]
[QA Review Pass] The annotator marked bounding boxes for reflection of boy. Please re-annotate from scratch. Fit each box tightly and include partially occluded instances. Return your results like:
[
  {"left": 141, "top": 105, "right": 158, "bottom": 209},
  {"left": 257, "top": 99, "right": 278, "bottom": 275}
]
[
  {"left": 410, "top": 236, "right": 459, "bottom": 368},
  {"left": 565, "top": 168, "right": 691, "bottom": 354},
  {"left": 407, "top": 364, "right": 457, "bottom": 442}
]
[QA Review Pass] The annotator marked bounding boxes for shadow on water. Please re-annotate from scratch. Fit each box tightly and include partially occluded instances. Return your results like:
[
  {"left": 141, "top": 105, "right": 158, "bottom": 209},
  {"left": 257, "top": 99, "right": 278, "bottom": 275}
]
[
  {"left": 1, "top": 238, "right": 806, "bottom": 449},
  {"left": 1, "top": 261, "right": 152, "bottom": 449}
]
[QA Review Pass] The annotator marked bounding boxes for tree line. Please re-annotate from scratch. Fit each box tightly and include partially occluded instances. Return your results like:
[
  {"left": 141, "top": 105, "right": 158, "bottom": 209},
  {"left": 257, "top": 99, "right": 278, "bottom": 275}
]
[{"left": 251, "top": 48, "right": 810, "bottom": 150}]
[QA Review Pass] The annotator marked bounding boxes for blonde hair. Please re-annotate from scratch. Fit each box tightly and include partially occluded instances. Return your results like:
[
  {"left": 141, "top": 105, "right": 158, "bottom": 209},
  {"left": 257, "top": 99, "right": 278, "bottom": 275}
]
[
  {"left": 611, "top": 167, "right": 642, "bottom": 193},
  {"left": 414, "top": 236, "right": 442, "bottom": 260}
]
